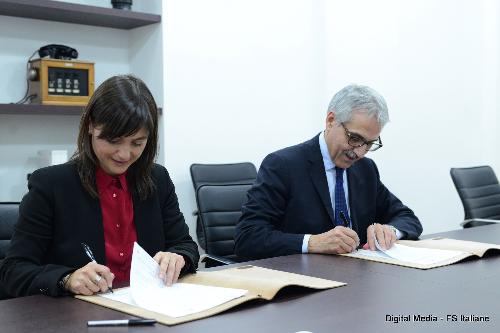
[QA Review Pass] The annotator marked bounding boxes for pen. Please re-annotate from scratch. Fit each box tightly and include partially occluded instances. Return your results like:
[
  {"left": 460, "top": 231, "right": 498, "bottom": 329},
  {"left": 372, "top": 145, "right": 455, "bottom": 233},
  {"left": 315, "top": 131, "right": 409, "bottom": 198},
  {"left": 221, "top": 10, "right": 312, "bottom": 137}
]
[
  {"left": 87, "top": 319, "right": 157, "bottom": 327},
  {"left": 81, "top": 242, "right": 114, "bottom": 293},
  {"left": 339, "top": 211, "right": 350, "bottom": 228},
  {"left": 340, "top": 212, "right": 360, "bottom": 250}
]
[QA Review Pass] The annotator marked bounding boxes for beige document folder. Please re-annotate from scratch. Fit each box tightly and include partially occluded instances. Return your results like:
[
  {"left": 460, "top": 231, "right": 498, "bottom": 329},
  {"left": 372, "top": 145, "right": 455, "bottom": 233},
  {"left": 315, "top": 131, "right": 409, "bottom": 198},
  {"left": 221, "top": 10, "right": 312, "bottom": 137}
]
[
  {"left": 76, "top": 265, "right": 345, "bottom": 325},
  {"left": 341, "top": 238, "right": 500, "bottom": 269}
]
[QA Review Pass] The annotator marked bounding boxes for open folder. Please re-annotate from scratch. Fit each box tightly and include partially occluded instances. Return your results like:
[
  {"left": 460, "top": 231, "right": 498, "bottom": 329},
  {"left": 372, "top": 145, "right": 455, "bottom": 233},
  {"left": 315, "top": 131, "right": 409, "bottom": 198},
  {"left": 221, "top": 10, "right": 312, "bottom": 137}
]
[
  {"left": 341, "top": 237, "right": 500, "bottom": 269},
  {"left": 76, "top": 243, "right": 345, "bottom": 326},
  {"left": 77, "top": 266, "right": 344, "bottom": 325}
]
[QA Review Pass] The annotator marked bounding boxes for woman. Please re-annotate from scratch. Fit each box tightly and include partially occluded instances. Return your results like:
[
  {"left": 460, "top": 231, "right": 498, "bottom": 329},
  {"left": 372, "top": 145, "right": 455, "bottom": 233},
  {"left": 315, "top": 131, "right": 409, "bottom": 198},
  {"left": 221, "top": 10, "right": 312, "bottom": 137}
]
[{"left": 0, "top": 75, "right": 199, "bottom": 297}]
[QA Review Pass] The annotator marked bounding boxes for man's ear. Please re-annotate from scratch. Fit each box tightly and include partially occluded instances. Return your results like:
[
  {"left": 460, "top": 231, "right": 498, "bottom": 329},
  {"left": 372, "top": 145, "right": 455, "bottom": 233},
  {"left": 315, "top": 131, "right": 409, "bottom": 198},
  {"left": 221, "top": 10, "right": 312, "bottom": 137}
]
[{"left": 326, "top": 111, "right": 336, "bottom": 128}]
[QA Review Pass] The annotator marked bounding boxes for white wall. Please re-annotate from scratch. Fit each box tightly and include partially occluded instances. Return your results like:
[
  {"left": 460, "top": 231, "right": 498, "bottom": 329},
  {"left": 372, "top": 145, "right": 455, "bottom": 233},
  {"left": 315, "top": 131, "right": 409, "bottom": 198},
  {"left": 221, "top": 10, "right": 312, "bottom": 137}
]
[
  {"left": 324, "top": 0, "right": 500, "bottom": 234},
  {"left": 163, "top": 0, "right": 326, "bottom": 242},
  {"left": 164, "top": 0, "right": 500, "bottom": 241}
]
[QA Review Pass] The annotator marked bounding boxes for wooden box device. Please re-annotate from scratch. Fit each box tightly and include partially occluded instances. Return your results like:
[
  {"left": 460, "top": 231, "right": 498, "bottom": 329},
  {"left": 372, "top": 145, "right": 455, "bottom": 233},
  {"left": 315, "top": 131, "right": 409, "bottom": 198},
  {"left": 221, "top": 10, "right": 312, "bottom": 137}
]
[{"left": 28, "top": 58, "right": 94, "bottom": 106}]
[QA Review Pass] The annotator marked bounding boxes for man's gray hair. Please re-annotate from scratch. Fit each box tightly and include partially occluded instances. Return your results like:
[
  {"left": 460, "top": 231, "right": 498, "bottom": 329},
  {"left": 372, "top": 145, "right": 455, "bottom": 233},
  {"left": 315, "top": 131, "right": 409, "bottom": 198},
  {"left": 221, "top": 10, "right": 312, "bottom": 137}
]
[{"left": 327, "top": 84, "right": 389, "bottom": 127}]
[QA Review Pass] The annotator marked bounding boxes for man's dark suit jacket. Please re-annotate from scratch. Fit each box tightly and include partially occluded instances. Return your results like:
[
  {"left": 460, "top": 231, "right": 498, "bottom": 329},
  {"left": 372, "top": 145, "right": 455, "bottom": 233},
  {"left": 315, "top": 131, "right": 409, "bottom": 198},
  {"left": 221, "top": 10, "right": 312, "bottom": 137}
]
[
  {"left": 0, "top": 162, "right": 199, "bottom": 297},
  {"left": 235, "top": 134, "right": 422, "bottom": 260}
]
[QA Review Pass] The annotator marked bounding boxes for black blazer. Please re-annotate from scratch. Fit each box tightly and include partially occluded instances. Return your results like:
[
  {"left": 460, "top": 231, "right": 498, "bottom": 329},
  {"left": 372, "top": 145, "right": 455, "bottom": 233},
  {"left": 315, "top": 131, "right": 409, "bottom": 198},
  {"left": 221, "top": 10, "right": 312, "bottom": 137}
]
[
  {"left": 0, "top": 162, "right": 199, "bottom": 297},
  {"left": 235, "top": 134, "right": 422, "bottom": 260}
]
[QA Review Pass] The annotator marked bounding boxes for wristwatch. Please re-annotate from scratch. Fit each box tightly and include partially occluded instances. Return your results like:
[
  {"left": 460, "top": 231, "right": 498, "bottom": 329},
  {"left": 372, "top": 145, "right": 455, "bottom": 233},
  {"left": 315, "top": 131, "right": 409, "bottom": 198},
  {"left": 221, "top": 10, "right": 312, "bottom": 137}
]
[
  {"left": 58, "top": 273, "right": 72, "bottom": 292},
  {"left": 387, "top": 225, "right": 398, "bottom": 236}
]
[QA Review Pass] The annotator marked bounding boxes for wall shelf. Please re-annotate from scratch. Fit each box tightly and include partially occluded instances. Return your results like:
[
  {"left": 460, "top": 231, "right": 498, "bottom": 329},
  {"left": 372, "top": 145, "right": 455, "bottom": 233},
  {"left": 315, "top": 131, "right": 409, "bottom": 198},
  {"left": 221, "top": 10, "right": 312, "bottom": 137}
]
[
  {"left": 0, "top": 103, "right": 83, "bottom": 115},
  {"left": 0, "top": 0, "right": 161, "bottom": 30},
  {"left": 0, "top": 103, "right": 162, "bottom": 116}
]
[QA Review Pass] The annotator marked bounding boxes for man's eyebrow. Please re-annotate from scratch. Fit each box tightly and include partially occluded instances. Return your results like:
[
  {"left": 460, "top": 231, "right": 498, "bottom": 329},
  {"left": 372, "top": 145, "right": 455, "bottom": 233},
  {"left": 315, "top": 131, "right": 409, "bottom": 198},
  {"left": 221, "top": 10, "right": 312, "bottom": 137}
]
[{"left": 350, "top": 130, "right": 379, "bottom": 143}]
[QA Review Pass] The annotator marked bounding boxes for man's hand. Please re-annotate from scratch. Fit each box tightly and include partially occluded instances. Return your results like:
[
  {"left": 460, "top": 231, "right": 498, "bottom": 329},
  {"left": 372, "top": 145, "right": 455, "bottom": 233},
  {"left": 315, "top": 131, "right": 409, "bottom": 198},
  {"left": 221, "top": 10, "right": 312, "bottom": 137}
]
[
  {"left": 366, "top": 223, "right": 397, "bottom": 250},
  {"left": 65, "top": 262, "right": 114, "bottom": 295},
  {"left": 153, "top": 251, "right": 186, "bottom": 286},
  {"left": 308, "top": 227, "right": 360, "bottom": 254}
]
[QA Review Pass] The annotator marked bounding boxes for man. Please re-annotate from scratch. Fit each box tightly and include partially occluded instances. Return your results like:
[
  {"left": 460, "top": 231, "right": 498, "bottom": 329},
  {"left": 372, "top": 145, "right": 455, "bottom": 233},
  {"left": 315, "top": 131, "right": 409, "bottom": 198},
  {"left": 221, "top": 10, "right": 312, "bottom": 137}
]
[{"left": 235, "top": 84, "right": 422, "bottom": 260}]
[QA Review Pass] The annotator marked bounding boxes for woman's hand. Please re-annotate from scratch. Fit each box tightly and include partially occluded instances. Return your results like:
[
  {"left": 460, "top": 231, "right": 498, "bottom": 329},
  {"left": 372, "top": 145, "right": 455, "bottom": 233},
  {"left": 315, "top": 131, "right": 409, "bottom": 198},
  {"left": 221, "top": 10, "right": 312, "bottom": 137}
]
[
  {"left": 153, "top": 251, "right": 185, "bottom": 286},
  {"left": 65, "top": 262, "right": 114, "bottom": 295}
]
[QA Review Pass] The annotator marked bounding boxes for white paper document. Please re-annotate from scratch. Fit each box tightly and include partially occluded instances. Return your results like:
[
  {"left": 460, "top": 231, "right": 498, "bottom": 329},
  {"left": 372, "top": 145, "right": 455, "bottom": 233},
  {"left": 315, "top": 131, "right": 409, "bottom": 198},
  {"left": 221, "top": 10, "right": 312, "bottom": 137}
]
[
  {"left": 101, "top": 242, "right": 248, "bottom": 317},
  {"left": 355, "top": 238, "right": 465, "bottom": 265}
]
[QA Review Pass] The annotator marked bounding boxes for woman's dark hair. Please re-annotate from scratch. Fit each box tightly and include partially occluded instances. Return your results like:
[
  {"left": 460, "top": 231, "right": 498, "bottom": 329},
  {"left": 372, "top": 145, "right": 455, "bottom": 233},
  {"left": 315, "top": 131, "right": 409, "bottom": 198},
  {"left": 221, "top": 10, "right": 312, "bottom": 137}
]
[{"left": 72, "top": 74, "right": 158, "bottom": 200}]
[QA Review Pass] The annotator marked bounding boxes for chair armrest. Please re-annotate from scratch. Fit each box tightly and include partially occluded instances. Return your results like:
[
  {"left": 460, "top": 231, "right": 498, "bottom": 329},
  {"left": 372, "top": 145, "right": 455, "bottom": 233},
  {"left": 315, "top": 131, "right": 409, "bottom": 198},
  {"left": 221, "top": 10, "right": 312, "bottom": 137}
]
[
  {"left": 461, "top": 218, "right": 500, "bottom": 228},
  {"left": 200, "top": 254, "right": 236, "bottom": 268}
]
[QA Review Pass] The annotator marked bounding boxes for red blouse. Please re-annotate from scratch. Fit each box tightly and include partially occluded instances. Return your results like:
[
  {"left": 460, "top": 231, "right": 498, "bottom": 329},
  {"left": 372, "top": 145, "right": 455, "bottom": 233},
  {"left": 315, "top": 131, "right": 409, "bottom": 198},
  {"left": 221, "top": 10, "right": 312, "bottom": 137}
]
[{"left": 95, "top": 168, "right": 137, "bottom": 284}]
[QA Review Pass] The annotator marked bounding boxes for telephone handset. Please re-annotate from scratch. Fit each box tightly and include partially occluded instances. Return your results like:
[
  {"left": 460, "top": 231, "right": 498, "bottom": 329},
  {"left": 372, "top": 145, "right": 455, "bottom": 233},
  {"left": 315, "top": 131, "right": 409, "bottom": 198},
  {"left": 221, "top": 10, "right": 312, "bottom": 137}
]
[{"left": 38, "top": 44, "right": 78, "bottom": 60}]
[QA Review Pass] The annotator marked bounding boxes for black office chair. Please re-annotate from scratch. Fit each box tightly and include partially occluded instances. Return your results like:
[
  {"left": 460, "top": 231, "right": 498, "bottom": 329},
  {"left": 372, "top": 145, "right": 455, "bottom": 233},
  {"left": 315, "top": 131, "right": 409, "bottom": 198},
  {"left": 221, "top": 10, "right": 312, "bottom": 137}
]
[
  {"left": 190, "top": 162, "right": 257, "bottom": 189},
  {"left": 190, "top": 163, "right": 257, "bottom": 267},
  {"left": 195, "top": 184, "right": 252, "bottom": 267},
  {"left": 0, "top": 202, "right": 19, "bottom": 260},
  {"left": 450, "top": 166, "right": 500, "bottom": 228},
  {"left": 0, "top": 202, "right": 19, "bottom": 300}
]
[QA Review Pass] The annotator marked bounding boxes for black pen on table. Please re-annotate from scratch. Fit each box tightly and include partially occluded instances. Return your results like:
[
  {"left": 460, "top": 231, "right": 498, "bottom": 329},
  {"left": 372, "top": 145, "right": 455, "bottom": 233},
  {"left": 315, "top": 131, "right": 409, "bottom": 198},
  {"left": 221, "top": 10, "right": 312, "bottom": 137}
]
[
  {"left": 81, "top": 242, "right": 114, "bottom": 293},
  {"left": 87, "top": 319, "right": 156, "bottom": 327}
]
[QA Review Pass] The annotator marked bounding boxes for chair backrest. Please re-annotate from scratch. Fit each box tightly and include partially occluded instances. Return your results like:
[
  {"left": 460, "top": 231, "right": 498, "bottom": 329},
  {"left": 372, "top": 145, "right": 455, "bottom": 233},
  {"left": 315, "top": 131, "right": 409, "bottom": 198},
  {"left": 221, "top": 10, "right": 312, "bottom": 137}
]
[
  {"left": 195, "top": 184, "right": 252, "bottom": 260},
  {"left": 190, "top": 163, "right": 257, "bottom": 189},
  {"left": 450, "top": 166, "right": 500, "bottom": 221},
  {"left": 0, "top": 202, "right": 19, "bottom": 260},
  {"left": 189, "top": 163, "right": 257, "bottom": 250}
]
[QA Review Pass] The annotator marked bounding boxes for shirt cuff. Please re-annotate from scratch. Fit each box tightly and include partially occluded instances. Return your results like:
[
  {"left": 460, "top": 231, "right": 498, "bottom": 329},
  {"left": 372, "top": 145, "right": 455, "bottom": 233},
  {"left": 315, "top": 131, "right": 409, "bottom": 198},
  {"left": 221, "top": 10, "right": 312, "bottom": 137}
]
[
  {"left": 395, "top": 228, "right": 404, "bottom": 240},
  {"left": 302, "top": 234, "right": 311, "bottom": 253}
]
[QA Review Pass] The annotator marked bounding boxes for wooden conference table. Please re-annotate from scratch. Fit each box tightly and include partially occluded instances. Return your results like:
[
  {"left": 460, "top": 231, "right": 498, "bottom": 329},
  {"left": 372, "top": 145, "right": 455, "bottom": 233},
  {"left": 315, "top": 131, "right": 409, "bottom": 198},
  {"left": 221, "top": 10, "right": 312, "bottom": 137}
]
[{"left": 1, "top": 224, "right": 499, "bottom": 333}]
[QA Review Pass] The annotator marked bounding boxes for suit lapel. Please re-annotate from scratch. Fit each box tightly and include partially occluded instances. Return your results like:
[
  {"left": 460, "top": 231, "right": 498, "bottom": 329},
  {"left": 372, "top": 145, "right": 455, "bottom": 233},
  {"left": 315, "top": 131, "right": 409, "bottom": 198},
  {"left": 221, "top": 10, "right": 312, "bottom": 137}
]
[{"left": 306, "top": 135, "right": 335, "bottom": 225}]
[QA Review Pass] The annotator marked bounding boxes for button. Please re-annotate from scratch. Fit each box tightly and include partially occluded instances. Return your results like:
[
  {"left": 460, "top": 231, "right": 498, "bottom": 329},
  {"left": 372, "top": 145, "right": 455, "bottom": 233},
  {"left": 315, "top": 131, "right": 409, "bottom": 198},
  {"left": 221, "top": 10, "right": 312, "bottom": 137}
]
[
  {"left": 112, "top": 193, "right": 117, "bottom": 198},
  {"left": 119, "top": 252, "right": 124, "bottom": 256},
  {"left": 116, "top": 224, "right": 120, "bottom": 228}
]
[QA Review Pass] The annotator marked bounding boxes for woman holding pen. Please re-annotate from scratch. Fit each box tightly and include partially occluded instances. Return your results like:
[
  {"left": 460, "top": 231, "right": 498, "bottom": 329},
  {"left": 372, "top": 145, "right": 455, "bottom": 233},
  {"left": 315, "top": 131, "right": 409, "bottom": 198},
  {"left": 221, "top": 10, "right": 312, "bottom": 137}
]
[{"left": 0, "top": 75, "right": 199, "bottom": 297}]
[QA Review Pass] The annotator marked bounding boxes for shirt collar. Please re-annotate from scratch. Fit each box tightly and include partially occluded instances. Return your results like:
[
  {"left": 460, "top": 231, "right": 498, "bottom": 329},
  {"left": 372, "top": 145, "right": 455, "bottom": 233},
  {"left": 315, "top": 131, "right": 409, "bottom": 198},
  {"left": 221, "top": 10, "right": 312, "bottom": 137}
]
[
  {"left": 319, "top": 131, "right": 335, "bottom": 171},
  {"left": 95, "top": 167, "right": 128, "bottom": 192}
]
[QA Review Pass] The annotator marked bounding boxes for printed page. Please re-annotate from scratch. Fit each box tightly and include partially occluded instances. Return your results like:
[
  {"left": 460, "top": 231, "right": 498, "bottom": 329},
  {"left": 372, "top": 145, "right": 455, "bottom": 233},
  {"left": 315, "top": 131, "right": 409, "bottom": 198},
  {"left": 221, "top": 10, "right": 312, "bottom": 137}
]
[
  {"left": 357, "top": 238, "right": 466, "bottom": 265},
  {"left": 100, "top": 287, "right": 136, "bottom": 305},
  {"left": 355, "top": 248, "right": 393, "bottom": 260},
  {"left": 400, "top": 238, "right": 500, "bottom": 257},
  {"left": 101, "top": 242, "right": 247, "bottom": 318}
]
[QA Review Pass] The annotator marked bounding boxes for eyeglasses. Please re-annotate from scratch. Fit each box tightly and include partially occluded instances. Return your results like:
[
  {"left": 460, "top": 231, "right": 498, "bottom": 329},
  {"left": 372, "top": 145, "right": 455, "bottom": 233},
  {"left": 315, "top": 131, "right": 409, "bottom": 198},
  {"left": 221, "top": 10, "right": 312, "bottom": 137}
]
[{"left": 341, "top": 123, "right": 383, "bottom": 152}]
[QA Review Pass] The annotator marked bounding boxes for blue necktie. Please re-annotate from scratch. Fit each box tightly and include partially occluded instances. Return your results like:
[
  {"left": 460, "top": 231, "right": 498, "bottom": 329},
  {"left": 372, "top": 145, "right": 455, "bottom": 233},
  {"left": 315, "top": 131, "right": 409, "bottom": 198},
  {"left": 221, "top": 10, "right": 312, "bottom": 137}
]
[{"left": 334, "top": 167, "right": 351, "bottom": 227}]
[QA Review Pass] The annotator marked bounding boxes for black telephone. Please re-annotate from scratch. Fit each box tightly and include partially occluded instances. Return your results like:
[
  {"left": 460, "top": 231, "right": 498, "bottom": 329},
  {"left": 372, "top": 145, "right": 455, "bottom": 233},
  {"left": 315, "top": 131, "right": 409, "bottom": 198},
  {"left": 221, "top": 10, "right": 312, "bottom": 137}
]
[{"left": 38, "top": 44, "right": 78, "bottom": 60}]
